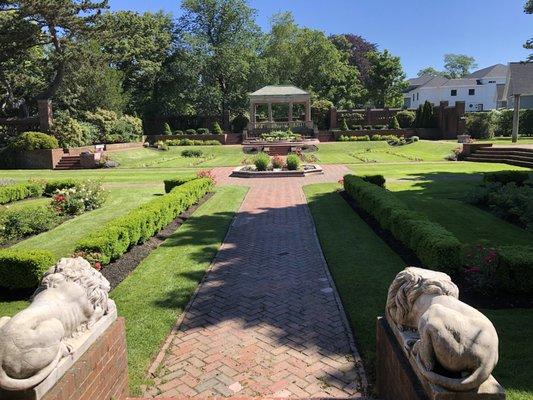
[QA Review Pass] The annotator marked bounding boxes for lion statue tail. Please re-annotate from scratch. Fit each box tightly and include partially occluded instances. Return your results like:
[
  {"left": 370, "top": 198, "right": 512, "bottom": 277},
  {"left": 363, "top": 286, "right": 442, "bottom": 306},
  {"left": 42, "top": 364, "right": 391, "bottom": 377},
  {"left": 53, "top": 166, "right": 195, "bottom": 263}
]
[
  {"left": 0, "top": 346, "right": 63, "bottom": 391},
  {"left": 415, "top": 351, "right": 495, "bottom": 392}
]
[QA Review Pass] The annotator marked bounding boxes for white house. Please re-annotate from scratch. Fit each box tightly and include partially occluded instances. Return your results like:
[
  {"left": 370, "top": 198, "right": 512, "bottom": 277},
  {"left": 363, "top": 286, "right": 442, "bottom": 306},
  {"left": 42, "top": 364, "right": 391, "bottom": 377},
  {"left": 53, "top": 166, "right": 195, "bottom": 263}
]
[{"left": 403, "top": 64, "right": 508, "bottom": 112}]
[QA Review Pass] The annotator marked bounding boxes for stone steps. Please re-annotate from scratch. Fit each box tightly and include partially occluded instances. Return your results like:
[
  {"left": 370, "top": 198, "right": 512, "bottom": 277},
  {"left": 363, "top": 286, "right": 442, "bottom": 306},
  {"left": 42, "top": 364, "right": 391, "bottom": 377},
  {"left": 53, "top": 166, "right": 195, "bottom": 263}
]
[
  {"left": 466, "top": 146, "right": 533, "bottom": 169},
  {"left": 54, "top": 155, "right": 82, "bottom": 170}
]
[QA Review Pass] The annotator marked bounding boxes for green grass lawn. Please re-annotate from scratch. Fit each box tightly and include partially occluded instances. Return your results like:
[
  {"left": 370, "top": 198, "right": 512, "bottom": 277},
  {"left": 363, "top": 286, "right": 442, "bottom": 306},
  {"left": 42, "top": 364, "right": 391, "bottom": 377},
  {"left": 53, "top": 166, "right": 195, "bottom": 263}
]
[
  {"left": 112, "top": 185, "right": 247, "bottom": 394},
  {"left": 306, "top": 163, "right": 533, "bottom": 400},
  {"left": 109, "top": 145, "right": 244, "bottom": 168},
  {"left": 315, "top": 140, "right": 457, "bottom": 164},
  {"left": 443, "top": 137, "right": 533, "bottom": 145}
]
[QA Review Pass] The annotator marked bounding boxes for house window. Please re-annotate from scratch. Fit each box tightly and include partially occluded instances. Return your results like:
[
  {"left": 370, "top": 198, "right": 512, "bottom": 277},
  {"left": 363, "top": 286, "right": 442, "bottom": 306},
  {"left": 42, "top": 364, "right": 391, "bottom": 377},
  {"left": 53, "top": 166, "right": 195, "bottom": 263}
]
[
  {"left": 469, "top": 89, "right": 475, "bottom": 95},
  {"left": 416, "top": 93, "right": 419, "bottom": 101},
  {"left": 488, "top": 80, "right": 496, "bottom": 83},
  {"left": 413, "top": 93, "right": 415, "bottom": 101},
  {"left": 451, "top": 89, "right": 457, "bottom": 96}
]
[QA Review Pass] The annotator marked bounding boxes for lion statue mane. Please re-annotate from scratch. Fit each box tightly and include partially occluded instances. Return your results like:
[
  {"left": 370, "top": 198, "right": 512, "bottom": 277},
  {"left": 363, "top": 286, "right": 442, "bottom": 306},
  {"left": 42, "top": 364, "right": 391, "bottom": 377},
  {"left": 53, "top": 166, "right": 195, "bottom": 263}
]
[
  {"left": 386, "top": 267, "right": 499, "bottom": 392},
  {"left": 0, "top": 257, "right": 111, "bottom": 391}
]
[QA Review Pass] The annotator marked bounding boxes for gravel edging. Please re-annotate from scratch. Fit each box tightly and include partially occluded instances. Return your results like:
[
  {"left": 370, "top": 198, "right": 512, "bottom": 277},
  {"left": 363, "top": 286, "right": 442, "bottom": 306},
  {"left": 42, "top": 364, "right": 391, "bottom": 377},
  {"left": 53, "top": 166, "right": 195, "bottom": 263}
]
[{"left": 102, "top": 192, "right": 214, "bottom": 290}]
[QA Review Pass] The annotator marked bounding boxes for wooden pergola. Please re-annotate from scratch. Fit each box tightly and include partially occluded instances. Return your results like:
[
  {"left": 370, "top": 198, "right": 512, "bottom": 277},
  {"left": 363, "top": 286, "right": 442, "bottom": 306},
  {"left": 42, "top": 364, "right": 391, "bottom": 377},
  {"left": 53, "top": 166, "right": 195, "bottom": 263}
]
[{"left": 247, "top": 85, "right": 313, "bottom": 131}]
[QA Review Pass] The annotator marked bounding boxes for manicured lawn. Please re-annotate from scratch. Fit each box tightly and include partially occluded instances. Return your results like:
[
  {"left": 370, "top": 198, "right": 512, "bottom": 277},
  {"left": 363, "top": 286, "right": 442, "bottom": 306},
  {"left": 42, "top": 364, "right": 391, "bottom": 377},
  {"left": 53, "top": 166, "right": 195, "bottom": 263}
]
[
  {"left": 315, "top": 140, "right": 457, "bottom": 164},
  {"left": 443, "top": 137, "right": 533, "bottom": 145},
  {"left": 304, "top": 183, "right": 405, "bottom": 381},
  {"left": 308, "top": 162, "right": 533, "bottom": 400},
  {"left": 109, "top": 145, "right": 244, "bottom": 168},
  {"left": 111, "top": 185, "right": 247, "bottom": 395}
]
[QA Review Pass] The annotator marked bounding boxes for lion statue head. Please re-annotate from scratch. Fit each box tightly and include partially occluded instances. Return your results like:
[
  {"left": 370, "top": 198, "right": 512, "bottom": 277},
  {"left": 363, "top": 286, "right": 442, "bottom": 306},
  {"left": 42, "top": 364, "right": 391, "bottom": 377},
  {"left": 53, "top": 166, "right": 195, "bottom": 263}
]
[
  {"left": 386, "top": 267, "right": 459, "bottom": 328},
  {"left": 36, "top": 257, "right": 111, "bottom": 315}
]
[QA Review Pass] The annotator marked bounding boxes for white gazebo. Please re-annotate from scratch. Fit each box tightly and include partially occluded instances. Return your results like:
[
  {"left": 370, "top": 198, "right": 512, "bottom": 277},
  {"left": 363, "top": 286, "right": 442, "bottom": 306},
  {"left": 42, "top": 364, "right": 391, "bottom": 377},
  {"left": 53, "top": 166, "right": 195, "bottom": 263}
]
[{"left": 247, "top": 85, "right": 314, "bottom": 133}]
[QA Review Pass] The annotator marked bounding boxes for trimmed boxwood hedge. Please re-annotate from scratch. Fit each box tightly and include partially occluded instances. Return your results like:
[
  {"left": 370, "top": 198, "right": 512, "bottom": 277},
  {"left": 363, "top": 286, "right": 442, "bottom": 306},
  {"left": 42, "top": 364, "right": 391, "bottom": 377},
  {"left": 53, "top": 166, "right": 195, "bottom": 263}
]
[
  {"left": 495, "top": 245, "right": 533, "bottom": 294},
  {"left": 163, "top": 177, "right": 197, "bottom": 193},
  {"left": 343, "top": 175, "right": 461, "bottom": 273},
  {"left": 0, "top": 182, "right": 44, "bottom": 204},
  {"left": 0, "top": 249, "right": 56, "bottom": 289},
  {"left": 75, "top": 178, "right": 214, "bottom": 264}
]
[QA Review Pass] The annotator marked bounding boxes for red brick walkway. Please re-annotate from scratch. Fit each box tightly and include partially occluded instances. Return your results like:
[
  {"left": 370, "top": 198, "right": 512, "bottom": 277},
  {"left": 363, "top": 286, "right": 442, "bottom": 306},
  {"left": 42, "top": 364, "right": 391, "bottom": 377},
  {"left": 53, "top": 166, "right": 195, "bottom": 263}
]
[{"left": 145, "top": 165, "right": 366, "bottom": 398}]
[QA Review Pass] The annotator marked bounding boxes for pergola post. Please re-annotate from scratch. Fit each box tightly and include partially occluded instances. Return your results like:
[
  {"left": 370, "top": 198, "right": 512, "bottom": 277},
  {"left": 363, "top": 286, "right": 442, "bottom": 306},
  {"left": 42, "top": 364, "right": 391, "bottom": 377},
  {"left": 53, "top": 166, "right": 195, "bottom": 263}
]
[
  {"left": 288, "top": 102, "right": 293, "bottom": 122},
  {"left": 268, "top": 103, "right": 273, "bottom": 122},
  {"left": 512, "top": 94, "right": 521, "bottom": 143}
]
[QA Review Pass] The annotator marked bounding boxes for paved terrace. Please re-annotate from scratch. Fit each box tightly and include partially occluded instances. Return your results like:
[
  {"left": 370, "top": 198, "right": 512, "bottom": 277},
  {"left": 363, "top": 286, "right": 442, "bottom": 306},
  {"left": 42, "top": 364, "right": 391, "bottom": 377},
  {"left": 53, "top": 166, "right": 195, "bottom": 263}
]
[{"left": 144, "top": 165, "right": 367, "bottom": 398}]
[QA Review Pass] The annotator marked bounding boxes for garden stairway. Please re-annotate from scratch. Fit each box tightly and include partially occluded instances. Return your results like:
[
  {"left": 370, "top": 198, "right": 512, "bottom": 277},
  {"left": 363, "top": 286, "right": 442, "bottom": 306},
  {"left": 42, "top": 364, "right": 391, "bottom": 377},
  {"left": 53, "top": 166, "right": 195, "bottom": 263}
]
[
  {"left": 54, "top": 154, "right": 82, "bottom": 170},
  {"left": 465, "top": 146, "right": 533, "bottom": 168}
]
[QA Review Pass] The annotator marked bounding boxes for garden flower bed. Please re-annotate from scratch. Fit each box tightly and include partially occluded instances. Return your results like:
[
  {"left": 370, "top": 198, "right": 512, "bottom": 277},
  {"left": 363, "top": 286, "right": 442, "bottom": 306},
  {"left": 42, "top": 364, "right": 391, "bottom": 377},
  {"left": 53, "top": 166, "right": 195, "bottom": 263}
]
[{"left": 231, "top": 164, "right": 323, "bottom": 177}]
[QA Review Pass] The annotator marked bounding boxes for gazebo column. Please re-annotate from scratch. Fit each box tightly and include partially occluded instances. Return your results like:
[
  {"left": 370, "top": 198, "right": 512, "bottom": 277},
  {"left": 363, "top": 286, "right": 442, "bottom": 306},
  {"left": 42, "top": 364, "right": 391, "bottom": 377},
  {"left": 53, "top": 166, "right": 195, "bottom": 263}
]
[
  {"left": 512, "top": 94, "right": 521, "bottom": 143},
  {"left": 288, "top": 102, "right": 293, "bottom": 122},
  {"left": 305, "top": 100, "right": 312, "bottom": 122},
  {"left": 268, "top": 102, "right": 273, "bottom": 122}
]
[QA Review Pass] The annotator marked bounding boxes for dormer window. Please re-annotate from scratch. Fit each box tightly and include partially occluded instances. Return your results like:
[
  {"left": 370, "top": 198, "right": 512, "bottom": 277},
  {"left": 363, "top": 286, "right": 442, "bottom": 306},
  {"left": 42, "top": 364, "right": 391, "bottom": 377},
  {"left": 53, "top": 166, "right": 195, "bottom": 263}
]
[{"left": 451, "top": 89, "right": 457, "bottom": 96}]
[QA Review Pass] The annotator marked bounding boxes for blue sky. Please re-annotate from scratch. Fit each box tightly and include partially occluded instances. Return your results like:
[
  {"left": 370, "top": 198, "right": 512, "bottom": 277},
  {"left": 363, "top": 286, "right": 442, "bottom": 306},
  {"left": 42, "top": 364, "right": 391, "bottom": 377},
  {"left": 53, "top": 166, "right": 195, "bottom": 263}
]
[{"left": 109, "top": 0, "right": 531, "bottom": 78}]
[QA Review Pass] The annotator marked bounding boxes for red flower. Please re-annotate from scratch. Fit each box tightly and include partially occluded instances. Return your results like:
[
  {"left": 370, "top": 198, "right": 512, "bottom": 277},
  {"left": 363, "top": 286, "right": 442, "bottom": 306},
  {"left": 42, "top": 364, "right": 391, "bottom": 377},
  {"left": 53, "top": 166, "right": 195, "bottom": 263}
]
[{"left": 93, "top": 262, "right": 102, "bottom": 271}]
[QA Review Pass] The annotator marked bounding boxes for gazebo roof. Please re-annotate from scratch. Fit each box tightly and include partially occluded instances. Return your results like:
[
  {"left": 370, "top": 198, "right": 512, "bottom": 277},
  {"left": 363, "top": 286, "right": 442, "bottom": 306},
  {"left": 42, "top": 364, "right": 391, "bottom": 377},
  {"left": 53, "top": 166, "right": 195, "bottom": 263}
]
[{"left": 250, "top": 85, "right": 309, "bottom": 97}]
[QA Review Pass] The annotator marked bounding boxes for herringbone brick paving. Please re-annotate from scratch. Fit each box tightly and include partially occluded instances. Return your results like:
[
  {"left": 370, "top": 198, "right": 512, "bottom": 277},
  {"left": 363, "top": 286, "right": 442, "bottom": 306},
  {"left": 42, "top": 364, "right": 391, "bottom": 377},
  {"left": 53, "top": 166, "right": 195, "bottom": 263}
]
[{"left": 145, "top": 165, "right": 366, "bottom": 398}]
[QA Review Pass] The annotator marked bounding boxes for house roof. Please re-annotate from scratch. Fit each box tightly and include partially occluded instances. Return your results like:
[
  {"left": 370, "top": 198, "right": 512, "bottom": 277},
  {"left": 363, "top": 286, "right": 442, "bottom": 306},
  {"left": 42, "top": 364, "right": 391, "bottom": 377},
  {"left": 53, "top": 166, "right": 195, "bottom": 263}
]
[
  {"left": 468, "top": 64, "right": 508, "bottom": 79},
  {"left": 504, "top": 62, "right": 533, "bottom": 96},
  {"left": 250, "top": 85, "right": 309, "bottom": 96},
  {"left": 404, "top": 74, "right": 440, "bottom": 92},
  {"left": 441, "top": 78, "right": 479, "bottom": 87}
]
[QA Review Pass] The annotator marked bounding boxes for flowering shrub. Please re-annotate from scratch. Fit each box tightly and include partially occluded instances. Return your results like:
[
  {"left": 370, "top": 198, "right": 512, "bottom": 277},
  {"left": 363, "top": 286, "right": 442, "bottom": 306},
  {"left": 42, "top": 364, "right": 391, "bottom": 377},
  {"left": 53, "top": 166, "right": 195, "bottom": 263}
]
[
  {"left": 197, "top": 169, "right": 215, "bottom": 183},
  {"left": 271, "top": 156, "right": 284, "bottom": 169},
  {"left": 52, "top": 180, "right": 107, "bottom": 216},
  {"left": 461, "top": 243, "right": 498, "bottom": 294}
]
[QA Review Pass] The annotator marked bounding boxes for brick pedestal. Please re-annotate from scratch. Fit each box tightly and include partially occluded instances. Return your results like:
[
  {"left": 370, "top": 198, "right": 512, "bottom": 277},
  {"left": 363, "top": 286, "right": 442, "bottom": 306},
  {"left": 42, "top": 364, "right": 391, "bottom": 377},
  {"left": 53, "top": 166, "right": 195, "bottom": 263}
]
[{"left": 0, "top": 318, "right": 129, "bottom": 400}]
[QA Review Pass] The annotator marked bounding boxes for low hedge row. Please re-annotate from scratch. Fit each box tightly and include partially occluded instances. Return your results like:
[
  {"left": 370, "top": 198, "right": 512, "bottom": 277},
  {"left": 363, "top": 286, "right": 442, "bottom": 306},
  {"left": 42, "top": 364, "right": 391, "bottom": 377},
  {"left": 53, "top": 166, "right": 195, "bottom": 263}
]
[
  {"left": 343, "top": 175, "right": 461, "bottom": 273},
  {"left": 75, "top": 178, "right": 214, "bottom": 264},
  {"left": 163, "top": 176, "right": 196, "bottom": 193},
  {"left": 0, "top": 182, "right": 44, "bottom": 204},
  {"left": 496, "top": 246, "right": 533, "bottom": 294},
  {"left": 0, "top": 249, "right": 56, "bottom": 289}
]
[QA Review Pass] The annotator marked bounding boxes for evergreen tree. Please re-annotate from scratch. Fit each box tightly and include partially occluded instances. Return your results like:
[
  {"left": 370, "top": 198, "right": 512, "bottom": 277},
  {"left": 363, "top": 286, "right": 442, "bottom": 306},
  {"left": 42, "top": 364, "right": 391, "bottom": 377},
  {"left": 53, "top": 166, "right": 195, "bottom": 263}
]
[
  {"left": 163, "top": 123, "right": 172, "bottom": 135},
  {"left": 212, "top": 121, "right": 223, "bottom": 134},
  {"left": 389, "top": 115, "right": 400, "bottom": 129},
  {"left": 340, "top": 118, "right": 349, "bottom": 131}
]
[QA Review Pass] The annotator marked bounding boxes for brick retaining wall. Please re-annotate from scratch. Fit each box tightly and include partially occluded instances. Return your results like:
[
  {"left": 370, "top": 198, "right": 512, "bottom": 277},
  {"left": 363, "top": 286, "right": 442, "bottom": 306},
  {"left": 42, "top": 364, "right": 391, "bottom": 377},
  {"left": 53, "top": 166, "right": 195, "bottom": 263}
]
[{"left": 2, "top": 318, "right": 130, "bottom": 400}]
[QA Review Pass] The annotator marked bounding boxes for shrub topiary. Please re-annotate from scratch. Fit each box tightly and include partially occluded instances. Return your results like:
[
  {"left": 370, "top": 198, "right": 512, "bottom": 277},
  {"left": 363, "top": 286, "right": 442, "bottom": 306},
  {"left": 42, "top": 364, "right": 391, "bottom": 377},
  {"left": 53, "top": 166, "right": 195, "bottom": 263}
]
[
  {"left": 197, "top": 128, "right": 209, "bottom": 135},
  {"left": 212, "top": 121, "right": 223, "bottom": 135},
  {"left": 163, "top": 177, "right": 197, "bottom": 193},
  {"left": 0, "top": 182, "right": 44, "bottom": 204},
  {"left": 163, "top": 123, "right": 173, "bottom": 135},
  {"left": 231, "top": 114, "right": 249, "bottom": 133},
  {"left": 75, "top": 178, "right": 213, "bottom": 265},
  {"left": 254, "top": 152, "right": 270, "bottom": 171},
  {"left": 286, "top": 154, "right": 300, "bottom": 171},
  {"left": 185, "top": 128, "right": 197, "bottom": 135},
  {"left": 9, "top": 132, "right": 59, "bottom": 152},
  {"left": 361, "top": 174, "right": 386, "bottom": 187},
  {"left": 0, "top": 249, "right": 56, "bottom": 289},
  {"left": 343, "top": 175, "right": 461, "bottom": 272},
  {"left": 395, "top": 110, "right": 416, "bottom": 128},
  {"left": 483, "top": 171, "right": 530, "bottom": 186},
  {"left": 389, "top": 116, "right": 400, "bottom": 129},
  {"left": 181, "top": 149, "right": 203, "bottom": 158},
  {"left": 174, "top": 130, "right": 184, "bottom": 136},
  {"left": 495, "top": 245, "right": 533, "bottom": 294}
]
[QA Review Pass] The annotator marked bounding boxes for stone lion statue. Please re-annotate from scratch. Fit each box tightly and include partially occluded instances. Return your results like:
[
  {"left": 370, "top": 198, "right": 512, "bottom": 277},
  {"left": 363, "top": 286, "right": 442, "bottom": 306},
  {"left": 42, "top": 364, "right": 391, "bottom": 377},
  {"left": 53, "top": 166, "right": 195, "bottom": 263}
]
[
  {"left": 0, "top": 257, "right": 111, "bottom": 391},
  {"left": 386, "top": 267, "right": 499, "bottom": 392}
]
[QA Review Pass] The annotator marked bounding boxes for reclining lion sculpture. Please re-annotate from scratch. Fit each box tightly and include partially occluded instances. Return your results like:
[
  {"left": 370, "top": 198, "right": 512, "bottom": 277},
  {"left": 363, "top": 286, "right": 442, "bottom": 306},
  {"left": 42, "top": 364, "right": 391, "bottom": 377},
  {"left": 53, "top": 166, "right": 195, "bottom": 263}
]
[
  {"left": 386, "top": 267, "right": 499, "bottom": 392},
  {"left": 0, "top": 257, "right": 111, "bottom": 391}
]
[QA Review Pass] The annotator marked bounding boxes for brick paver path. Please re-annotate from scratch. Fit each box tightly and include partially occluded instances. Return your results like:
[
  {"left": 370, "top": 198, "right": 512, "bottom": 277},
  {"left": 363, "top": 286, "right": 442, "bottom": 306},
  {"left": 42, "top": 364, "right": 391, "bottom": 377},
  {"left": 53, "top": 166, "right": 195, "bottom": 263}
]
[{"left": 145, "top": 165, "right": 366, "bottom": 398}]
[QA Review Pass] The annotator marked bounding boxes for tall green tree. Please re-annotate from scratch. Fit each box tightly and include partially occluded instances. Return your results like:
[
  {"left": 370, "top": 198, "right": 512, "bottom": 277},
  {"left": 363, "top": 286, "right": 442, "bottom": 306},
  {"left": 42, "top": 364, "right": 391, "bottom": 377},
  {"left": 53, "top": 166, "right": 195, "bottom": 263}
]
[
  {"left": 0, "top": 0, "right": 108, "bottom": 104},
  {"left": 366, "top": 50, "right": 406, "bottom": 108},
  {"left": 264, "top": 12, "right": 364, "bottom": 108},
  {"left": 417, "top": 67, "right": 447, "bottom": 77},
  {"left": 178, "top": 0, "right": 262, "bottom": 119},
  {"left": 443, "top": 54, "right": 477, "bottom": 78},
  {"left": 97, "top": 11, "right": 174, "bottom": 114},
  {"left": 525, "top": 0, "right": 533, "bottom": 60},
  {"left": 329, "top": 34, "right": 377, "bottom": 85}
]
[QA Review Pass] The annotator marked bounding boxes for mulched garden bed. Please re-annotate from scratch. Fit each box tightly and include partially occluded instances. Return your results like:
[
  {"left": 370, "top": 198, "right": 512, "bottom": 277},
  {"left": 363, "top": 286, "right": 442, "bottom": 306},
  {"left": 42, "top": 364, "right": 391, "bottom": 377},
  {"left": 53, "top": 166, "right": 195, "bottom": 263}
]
[
  {"left": 340, "top": 190, "right": 533, "bottom": 310},
  {"left": 101, "top": 192, "right": 213, "bottom": 290}
]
